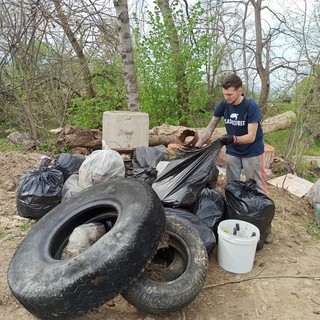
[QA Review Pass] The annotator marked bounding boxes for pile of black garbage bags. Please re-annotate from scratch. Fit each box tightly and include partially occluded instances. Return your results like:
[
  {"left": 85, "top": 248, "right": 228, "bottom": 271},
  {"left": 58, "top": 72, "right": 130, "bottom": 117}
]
[{"left": 16, "top": 139, "right": 275, "bottom": 252}]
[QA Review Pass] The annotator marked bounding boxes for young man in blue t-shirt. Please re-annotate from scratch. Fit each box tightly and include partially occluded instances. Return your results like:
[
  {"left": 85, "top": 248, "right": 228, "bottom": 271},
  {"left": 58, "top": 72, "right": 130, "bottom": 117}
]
[
  {"left": 196, "top": 73, "right": 266, "bottom": 193},
  {"left": 195, "top": 74, "right": 273, "bottom": 243}
]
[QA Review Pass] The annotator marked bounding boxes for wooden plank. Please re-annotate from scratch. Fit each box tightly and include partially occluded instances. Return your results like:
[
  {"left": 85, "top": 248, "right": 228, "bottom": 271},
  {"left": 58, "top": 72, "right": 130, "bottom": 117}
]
[{"left": 267, "top": 173, "right": 313, "bottom": 198}]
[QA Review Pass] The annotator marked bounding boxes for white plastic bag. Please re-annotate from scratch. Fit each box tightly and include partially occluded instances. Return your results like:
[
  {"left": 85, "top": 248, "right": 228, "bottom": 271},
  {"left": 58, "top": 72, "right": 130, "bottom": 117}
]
[
  {"left": 306, "top": 178, "right": 320, "bottom": 204},
  {"left": 61, "top": 173, "right": 84, "bottom": 201},
  {"left": 78, "top": 147, "right": 125, "bottom": 189},
  {"left": 61, "top": 223, "right": 106, "bottom": 259}
]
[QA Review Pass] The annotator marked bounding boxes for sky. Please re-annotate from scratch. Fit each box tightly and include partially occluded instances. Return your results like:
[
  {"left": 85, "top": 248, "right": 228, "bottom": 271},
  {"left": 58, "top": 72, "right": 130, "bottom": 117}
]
[{"left": 126, "top": 0, "right": 318, "bottom": 92}]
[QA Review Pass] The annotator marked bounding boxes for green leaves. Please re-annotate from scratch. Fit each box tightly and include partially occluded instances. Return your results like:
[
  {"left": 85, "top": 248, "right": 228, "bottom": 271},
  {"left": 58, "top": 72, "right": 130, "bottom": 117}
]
[
  {"left": 67, "top": 59, "right": 127, "bottom": 129},
  {"left": 133, "top": 1, "right": 217, "bottom": 127},
  {"left": 67, "top": 1, "right": 219, "bottom": 129}
]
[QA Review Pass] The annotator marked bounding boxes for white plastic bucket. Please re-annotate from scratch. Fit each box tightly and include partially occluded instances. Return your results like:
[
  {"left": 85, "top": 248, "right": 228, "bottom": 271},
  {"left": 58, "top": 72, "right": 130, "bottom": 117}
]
[{"left": 218, "top": 219, "right": 260, "bottom": 274}]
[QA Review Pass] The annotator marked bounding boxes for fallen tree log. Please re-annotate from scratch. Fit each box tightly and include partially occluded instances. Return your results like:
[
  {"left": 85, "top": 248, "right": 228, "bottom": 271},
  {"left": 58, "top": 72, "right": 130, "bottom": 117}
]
[
  {"left": 51, "top": 126, "right": 102, "bottom": 153},
  {"left": 148, "top": 124, "right": 225, "bottom": 147},
  {"left": 50, "top": 111, "right": 296, "bottom": 151},
  {"left": 149, "top": 110, "right": 296, "bottom": 146},
  {"left": 261, "top": 110, "right": 296, "bottom": 135}
]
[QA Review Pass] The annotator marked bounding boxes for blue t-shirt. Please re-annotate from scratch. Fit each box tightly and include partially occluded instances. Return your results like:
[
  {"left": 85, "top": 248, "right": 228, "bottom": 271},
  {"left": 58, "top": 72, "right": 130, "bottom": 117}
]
[{"left": 214, "top": 97, "right": 264, "bottom": 157}]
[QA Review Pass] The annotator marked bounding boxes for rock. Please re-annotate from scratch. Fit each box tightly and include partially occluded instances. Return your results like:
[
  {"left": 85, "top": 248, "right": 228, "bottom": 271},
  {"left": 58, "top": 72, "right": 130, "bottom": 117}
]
[{"left": 7, "top": 132, "right": 36, "bottom": 150}]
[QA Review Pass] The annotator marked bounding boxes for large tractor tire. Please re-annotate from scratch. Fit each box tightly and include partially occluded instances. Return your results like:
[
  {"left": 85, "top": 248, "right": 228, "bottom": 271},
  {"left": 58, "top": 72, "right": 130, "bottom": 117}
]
[{"left": 7, "top": 178, "right": 166, "bottom": 319}]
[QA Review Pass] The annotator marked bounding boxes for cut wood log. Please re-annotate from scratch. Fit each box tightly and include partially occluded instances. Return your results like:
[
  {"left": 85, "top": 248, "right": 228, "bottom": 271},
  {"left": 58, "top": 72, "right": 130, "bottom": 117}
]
[
  {"left": 148, "top": 124, "right": 199, "bottom": 146},
  {"left": 261, "top": 110, "right": 296, "bottom": 135},
  {"left": 148, "top": 124, "right": 225, "bottom": 146},
  {"left": 50, "top": 111, "right": 296, "bottom": 150},
  {"left": 51, "top": 125, "right": 102, "bottom": 151},
  {"left": 149, "top": 110, "right": 296, "bottom": 146}
]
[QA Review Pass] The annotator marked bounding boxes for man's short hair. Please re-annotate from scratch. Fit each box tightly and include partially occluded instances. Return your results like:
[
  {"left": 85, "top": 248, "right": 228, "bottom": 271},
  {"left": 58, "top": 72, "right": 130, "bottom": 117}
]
[{"left": 222, "top": 74, "right": 242, "bottom": 89}]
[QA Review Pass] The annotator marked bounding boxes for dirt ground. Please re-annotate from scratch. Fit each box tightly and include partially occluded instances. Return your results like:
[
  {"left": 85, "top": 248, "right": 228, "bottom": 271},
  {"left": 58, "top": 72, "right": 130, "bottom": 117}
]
[{"left": 0, "top": 151, "right": 320, "bottom": 320}]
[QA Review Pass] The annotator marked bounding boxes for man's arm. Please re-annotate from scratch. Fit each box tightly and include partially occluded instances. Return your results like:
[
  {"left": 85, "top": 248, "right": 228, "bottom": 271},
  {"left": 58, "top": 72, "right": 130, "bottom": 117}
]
[
  {"left": 195, "top": 116, "right": 221, "bottom": 147},
  {"left": 235, "top": 122, "right": 258, "bottom": 144}
]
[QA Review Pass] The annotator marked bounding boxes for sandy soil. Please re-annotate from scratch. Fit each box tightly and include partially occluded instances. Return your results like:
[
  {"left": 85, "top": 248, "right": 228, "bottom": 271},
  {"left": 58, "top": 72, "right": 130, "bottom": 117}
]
[{"left": 0, "top": 152, "right": 320, "bottom": 320}]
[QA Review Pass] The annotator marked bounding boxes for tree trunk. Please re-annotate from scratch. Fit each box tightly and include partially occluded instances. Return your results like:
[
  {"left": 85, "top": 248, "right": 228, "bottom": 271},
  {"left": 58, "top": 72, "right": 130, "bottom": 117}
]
[
  {"left": 251, "top": 0, "right": 270, "bottom": 115},
  {"left": 52, "top": 0, "right": 94, "bottom": 99},
  {"left": 51, "top": 111, "right": 296, "bottom": 150},
  {"left": 149, "top": 111, "right": 296, "bottom": 146},
  {"left": 14, "top": 3, "right": 40, "bottom": 141},
  {"left": 242, "top": 2, "right": 250, "bottom": 93},
  {"left": 157, "top": 0, "right": 189, "bottom": 112},
  {"left": 113, "top": 0, "right": 140, "bottom": 112},
  {"left": 261, "top": 111, "right": 296, "bottom": 134},
  {"left": 23, "top": 76, "right": 38, "bottom": 141}
]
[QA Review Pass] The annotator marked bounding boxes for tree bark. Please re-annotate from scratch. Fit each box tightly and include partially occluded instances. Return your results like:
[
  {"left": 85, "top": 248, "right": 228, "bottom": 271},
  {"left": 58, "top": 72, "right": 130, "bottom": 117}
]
[
  {"left": 52, "top": 0, "right": 94, "bottom": 99},
  {"left": 261, "top": 111, "right": 296, "bottom": 135},
  {"left": 113, "top": 0, "right": 140, "bottom": 112},
  {"left": 157, "top": 0, "right": 189, "bottom": 112},
  {"left": 149, "top": 111, "right": 296, "bottom": 146},
  {"left": 251, "top": 0, "right": 270, "bottom": 115},
  {"left": 51, "top": 111, "right": 296, "bottom": 150},
  {"left": 14, "top": 3, "right": 42, "bottom": 141}
]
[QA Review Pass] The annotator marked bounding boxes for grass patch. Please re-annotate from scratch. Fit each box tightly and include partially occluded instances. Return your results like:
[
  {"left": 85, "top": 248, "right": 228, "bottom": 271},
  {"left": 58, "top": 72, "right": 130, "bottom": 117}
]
[
  {"left": 264, "top": 102, "right": 320, "bottom": 158},
  {"left": 37, "top": 142, "right": 70, "bottom": 154},
  {"left": 306, "top": 221, "right": 320, "bottom": 239},
  {"left": 265, "top": 102, "right": 296, "bottom": 118},
  {"left": 264, "top": 129, "right": 291, "bottom": 158},
  {"left": 0, "top": 138, "right": 25, "bottom": 152},
  {"left": 0, "top": 230, "right": 14, "bottom": 241},
  {"left": 18, "top": 221, "right": 34, "bottom": 232},
  {"left": 0, "top": 137, "right": 70, "bottom": 154},
  {"left": 305, "top": 139, "right": 320, "bottom": 156}
]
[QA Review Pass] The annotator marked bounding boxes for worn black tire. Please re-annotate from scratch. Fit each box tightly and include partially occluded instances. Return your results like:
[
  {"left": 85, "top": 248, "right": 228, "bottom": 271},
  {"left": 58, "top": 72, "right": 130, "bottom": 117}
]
[
  {"left": 121, "top": 216, "right": 209, "bottom": 315},
  {"left": 7, "top": 178, "right": 166, "bottom": 319}
]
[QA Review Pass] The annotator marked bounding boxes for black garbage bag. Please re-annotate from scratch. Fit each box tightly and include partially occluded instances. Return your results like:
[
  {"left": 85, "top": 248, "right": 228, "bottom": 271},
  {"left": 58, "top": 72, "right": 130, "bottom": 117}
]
[
  {"left": 175, "top": 147, "right": 220, "bottom": 189},
  {"left": 193, "top": 187, "right": 225, "bottom": 239},
  {"left": 224, "top": 179, "right": 275, "bottom": 249},
  {"left": 126, "top": 145, "right": 169, "bottom": 185},
  {"left": 165, "top": 207, "right": 216, "bottom": 254},
  {"left": 126, "top": 167, "right": 158, "bottom": 185},
  {"left": 16, "top": 168, "right": 64, "bottom": 220},
  {"left": 54, "top": 153, "right": 85, "bottom": 182},
  {"left": 152, "top": 140, "right": 222, "bottom": 208},
  {"left": 132, "top": 145, "right": 169, "bottom": 168}
]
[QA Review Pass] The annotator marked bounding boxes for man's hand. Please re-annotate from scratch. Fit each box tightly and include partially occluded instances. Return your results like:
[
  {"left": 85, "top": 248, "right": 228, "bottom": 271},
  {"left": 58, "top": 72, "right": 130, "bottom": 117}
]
[{"left": 220, "top": 134, "right": 235, "bottom": 145}]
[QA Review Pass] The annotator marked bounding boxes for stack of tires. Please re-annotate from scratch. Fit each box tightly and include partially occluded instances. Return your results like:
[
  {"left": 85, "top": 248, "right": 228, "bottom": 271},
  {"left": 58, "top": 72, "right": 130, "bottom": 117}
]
[{"left": 7, "top": 178, "right": 209, "bottom": 319}]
